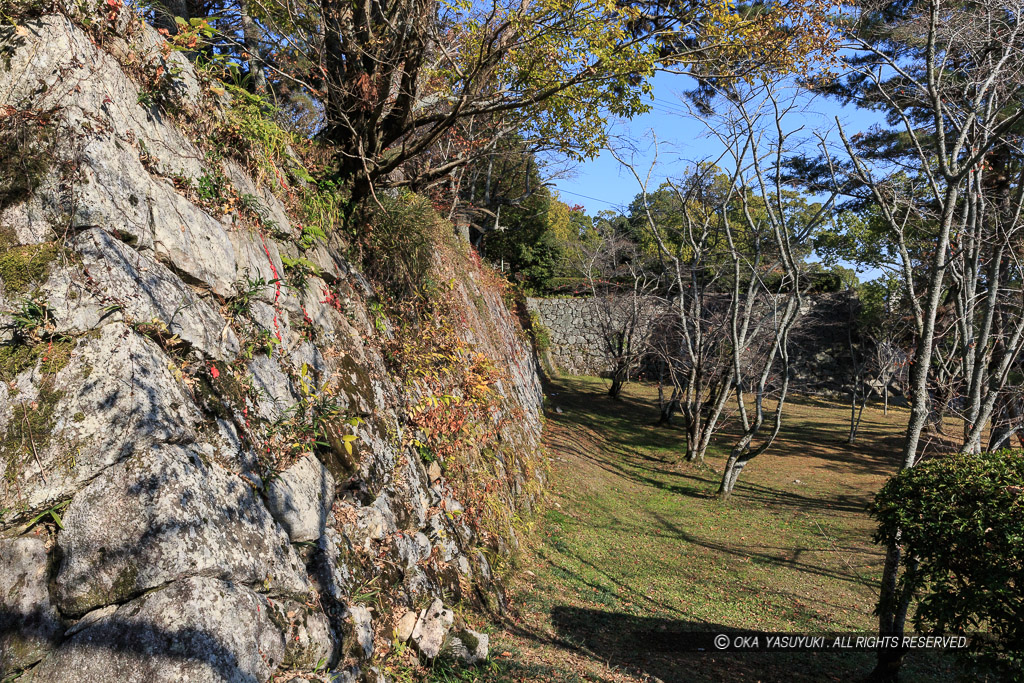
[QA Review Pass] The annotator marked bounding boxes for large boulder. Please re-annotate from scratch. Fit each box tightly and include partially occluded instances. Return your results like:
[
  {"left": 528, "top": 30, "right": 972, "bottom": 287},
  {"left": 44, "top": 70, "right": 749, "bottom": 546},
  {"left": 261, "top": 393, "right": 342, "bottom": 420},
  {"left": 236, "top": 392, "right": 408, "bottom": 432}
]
[
  {"left": 148, "top": 184, "right": 238, "bottom": 297},
  {"left": 264, "top": 455, "right": 336, "bottom": 543},
  {"left": 0, "top": 323, "right": 201, "bottom": 520},
  {"left": 27, "top": 577, "right": 287, "bottom": 683},
  {"left": 63, "top": 228, "right": 239, "bottom": 360},
  {"left": 54, "top": 443, "right": 309, "bottom": 616},
  {"left": 0, "top": 15, "right": 209, "bottom": 249}
]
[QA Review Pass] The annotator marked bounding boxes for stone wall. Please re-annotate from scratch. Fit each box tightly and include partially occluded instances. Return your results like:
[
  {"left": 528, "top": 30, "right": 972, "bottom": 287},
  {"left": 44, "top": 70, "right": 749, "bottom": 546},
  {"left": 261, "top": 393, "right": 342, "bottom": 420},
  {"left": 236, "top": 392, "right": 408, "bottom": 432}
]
[
  {"left": 790, "top": 292, "right": 859, "bottom": 396},
  {"left": 526, "top": 297, "right": 616, "bottom": 376},
  {"left": 526, "top": 296, "right": 663, "bottom": 377},
  {"left": 0, "top": 11, "right": 542, "bottom": 682},
  {"left": 528, "top": 293, "right": 856, "bottom": 394}
]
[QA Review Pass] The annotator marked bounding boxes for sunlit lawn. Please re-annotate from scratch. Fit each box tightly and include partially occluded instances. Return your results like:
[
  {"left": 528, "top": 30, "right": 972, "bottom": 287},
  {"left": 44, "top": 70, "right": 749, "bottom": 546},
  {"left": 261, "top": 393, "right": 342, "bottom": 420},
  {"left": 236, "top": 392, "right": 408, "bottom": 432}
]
[{"left": 435, "top": 377, "right": 963, "bottom": 682}]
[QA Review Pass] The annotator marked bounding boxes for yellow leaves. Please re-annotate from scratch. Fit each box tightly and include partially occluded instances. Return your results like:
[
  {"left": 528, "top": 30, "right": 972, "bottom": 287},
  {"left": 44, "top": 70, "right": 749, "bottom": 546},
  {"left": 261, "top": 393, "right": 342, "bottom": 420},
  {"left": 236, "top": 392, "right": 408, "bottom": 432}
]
[
  {"left": 672, "top": 0, "right": 840, "bottom": 79},
  {"left": 385, "top": 287, "right": 508, "bottom": 466},
  {"left": 423, "top": 393, "right": 454, "bottom": 409},
  {"left": 342, "top": 433, "right": 358, "bottom": 456},
  {"left": 428, "top": 0, "right": 657, "bottom": 158}
]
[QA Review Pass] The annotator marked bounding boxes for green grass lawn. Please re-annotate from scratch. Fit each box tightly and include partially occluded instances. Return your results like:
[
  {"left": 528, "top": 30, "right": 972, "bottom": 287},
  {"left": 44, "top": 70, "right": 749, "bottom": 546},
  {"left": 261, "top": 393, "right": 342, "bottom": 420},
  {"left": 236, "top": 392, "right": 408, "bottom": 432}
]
[{"left": 432, "top": 377, "right": 964, "bottom": 682}]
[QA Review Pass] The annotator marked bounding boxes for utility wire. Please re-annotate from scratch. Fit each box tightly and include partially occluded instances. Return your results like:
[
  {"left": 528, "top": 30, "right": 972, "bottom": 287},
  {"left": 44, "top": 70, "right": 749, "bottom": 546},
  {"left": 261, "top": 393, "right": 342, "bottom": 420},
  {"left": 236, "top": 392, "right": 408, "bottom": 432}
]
[{"left": 555, "top": 188, "right": 629, "bottom": 210}]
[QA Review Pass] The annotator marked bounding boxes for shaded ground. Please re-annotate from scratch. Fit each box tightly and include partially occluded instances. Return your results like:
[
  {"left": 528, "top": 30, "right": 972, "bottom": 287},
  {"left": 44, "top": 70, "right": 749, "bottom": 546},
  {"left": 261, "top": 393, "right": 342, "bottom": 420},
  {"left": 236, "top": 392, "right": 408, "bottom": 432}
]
[{"left": 425, "top": 377, "right": 961, "bottom": 682}]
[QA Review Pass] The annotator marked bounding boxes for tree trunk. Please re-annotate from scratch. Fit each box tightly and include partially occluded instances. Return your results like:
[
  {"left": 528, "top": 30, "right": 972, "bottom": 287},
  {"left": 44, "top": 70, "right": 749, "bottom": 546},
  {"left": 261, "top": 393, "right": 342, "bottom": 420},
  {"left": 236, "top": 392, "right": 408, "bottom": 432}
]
[
  {"left": 658, "top": 391, "right": 679, "bottom": 425},
  {"left": 847, "top": 386, "right": 858, "bottom": 444},
  {"left": 873, "top": 182, "right": 959, "bottom": 678},
  {"left": 870, "top": 541, "right": 907, "bottom": 682},
  {"left": 848, "top": 386, "right": 867, "bottom": 445},
  {"left": 718, "top": 451, "right": 750, "bottom": 497},
  {"left": 685, "top": 425, "right": 698, "bottom": 463},
  {"left": 870, "top": 543, "right": 916, "bottom": 682},
  {"left": 608, "top": 364, "right": 627, "bottom": 399},
  {"left": 239, "top": 0, "right": 267, "bottom": 94},
  {"left": 685, "top": 409, "right": 703, "bottom": 462}
]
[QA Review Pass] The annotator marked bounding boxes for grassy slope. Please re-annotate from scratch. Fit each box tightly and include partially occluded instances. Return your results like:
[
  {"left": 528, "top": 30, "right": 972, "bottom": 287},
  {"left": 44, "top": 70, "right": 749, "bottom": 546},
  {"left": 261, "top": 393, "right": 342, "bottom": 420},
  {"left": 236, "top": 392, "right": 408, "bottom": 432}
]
[{"left": 428, "top": 377, "right": 962, "bottom": 682}]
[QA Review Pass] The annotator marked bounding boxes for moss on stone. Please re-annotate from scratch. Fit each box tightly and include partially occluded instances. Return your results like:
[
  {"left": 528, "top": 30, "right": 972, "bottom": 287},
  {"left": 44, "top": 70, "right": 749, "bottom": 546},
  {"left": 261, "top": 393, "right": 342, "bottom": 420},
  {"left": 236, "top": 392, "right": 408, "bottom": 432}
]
[
  {"left": 112, "top": 563, "right": 139, "bottom": 600},
  {"left": 337, "top": 354, "right": 375, "bottom": 412},
  {"left": 0, "top": 344, "right": 38, "bottom": 382},
  {"left": 0, "top": 339, "right": 73, "bottom": 486},
  {"left": 457, "top": 628, "right": 479, "bottom": 652},
  {"left": 0, "top": 338, "right": 73, "bottom": 383},
  {"left": 0, "top": 242, "right": 59, "bottom": 295},
  {"left": 61, "top": 560, "right": 138, "bottom": 618},
  {"left": 0, "top": 110, "right": 56, "bottom": 213},
  {"left": 1, "top": 383, "right": 64, "bottom": 484},
  {"left": 0, "top": 224, "right": 16, "bottom": 249}
]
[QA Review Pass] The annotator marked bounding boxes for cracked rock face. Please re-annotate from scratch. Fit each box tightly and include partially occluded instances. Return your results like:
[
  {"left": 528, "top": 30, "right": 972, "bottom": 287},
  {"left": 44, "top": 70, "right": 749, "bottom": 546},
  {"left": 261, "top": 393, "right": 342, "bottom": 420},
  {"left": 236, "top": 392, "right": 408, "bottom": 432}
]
[
  {"left": 68, "top": 228, "right": 239, "bottom": 360},
  {"left": 0, "top": 9, "right": 545, "bottom": 682},
  {"left": 0, "top": 537, "right": 62, "bottom": 676},
  {"left": 0, "top": 15, "right": 208, "bottom": 242},
  {"left": 247, "top": 354, "right": 298, "bottom": 422},
  {"left": 54, "top": 443, "right": 309, "bottom": 616},
  {"left": 264, "top": 455, "right": 336, "bottom": 543},
  {"left": 0, "top": 323, "right": 201, "bottom": 520},
  {"left": 27, "top": 577, "right": 286, "bottom": 683}
]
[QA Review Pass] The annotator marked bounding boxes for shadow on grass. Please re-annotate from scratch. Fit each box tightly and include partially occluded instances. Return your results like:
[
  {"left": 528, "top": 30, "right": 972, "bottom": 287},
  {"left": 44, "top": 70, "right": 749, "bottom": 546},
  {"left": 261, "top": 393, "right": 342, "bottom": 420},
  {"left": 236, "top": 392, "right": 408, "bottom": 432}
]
[
  {"left": 548, "top": 604, "right": 864, "bottom": 683},
  {"left": 536, "top": 509, "right": 880, "bottom": 619},
  {"left": 548, "top": 606, "right": 957, "bottom": 683},
  {"left": 552, "top": 379, "right": 906, "bottom": 475},
  {"left": 544, "top": 392, "right": 884, "bottom": 516},
  {"left": 509, "top": 378, "right": 970, "bottom": 683}
]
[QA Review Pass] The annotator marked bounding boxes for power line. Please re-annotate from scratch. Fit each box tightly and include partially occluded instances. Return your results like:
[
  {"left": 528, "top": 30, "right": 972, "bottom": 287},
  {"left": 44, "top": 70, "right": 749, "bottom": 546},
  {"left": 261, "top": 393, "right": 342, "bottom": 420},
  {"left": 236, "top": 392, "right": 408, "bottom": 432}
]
[
  {"left": 555, "top": 188, "right": 629, "bottom": 210},
  {"left": 649, "top": 95, "right": 693, "bottom": 115}
]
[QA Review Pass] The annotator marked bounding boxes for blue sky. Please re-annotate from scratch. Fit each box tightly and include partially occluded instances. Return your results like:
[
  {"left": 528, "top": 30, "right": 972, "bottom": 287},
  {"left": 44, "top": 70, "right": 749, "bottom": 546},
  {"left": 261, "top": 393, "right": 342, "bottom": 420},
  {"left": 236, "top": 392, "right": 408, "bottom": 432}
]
[{"left": 549, "top": 70, "right": 884, "bottom": 220}]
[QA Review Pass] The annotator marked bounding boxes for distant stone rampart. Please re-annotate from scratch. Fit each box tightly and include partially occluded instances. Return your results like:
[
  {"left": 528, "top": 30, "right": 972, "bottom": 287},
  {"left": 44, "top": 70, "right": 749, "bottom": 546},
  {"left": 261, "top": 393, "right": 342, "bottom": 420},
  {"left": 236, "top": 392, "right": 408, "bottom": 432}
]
[
  {"left": 527, "top": 293, "right": 857, "bottom": 394},
  {"left": 525, "top": 296, "right": 662, "bottom": 376}
]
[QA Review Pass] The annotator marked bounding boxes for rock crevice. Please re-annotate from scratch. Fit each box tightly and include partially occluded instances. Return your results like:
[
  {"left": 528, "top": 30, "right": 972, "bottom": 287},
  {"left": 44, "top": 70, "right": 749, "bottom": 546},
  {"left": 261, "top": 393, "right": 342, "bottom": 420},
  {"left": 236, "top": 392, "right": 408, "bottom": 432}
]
[{"left": 0, "top": 10, "right": 543, "bottom": 681}]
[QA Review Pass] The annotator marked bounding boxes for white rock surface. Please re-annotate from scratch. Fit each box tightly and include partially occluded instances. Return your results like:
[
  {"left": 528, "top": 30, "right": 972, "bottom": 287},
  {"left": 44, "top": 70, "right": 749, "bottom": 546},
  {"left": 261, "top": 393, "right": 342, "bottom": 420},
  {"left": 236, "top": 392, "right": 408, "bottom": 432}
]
[
  {"left": 0, "top": 323, "right": 201, "bottom": 519},
  {"left": 54, "top": 443, "right": 309, "bottom": 616},
  {"left": 264, "top": 455, "right": 335, "bottom": 543},
  {"left": 410, "top": 599, "right": 453, "bottom": 659},
  {"left": 346, "top": 604, "right": 374, "bottom": 660},
  {"left": 67, "top": 227, "right": 239, "bottom": 359},
  {"left": 267, "top": 599, "right": 334, "bottom": 670},
  {"left": 27, "top": 577, "right": 287, "bottom": 683},
  {"left": 395, "top": 610, "right": 417, "bottom": 643}
]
